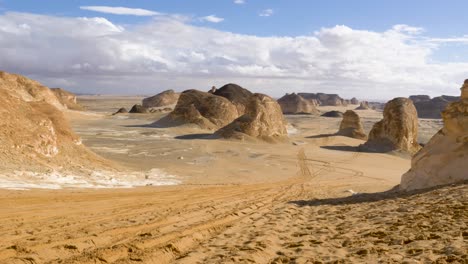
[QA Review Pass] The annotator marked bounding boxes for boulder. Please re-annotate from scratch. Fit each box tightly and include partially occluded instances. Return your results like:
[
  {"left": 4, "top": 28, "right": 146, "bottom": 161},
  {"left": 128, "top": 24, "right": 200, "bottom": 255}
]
[
  {"left": 337, "top": 110, "right": 367, "bottom": 140},
  {"left": 129, "top": 104, "right": 148, "bottom": 113},
  {"left": 213, "top": 83, "right": 253, "bottom": 114},
  {"left": 113, "top": 107, "right": 128, "bottom": 115},
  {"left": 277, "top": 93, "right": 320, "bottom": 115},
  {"left": 168, "top": 89, "right": 239, "bottom": 130},
  {"left": 142, "top": 90, "right": 180, "bottom": 108},
  {"left": 51, "top": 88, "right": 84, "bottom": 110},
  {"left": 400, "top": 80, "right": 468, "bottom": 190},
  {"left": 215, "top": 94, "right": 288, "bottom": 142},
  {"left": 360, "top": 98, "right": 421, "bottom": 154},
  {"left": 351, "top": 97, "right": 359, "bottom": 105},
  {"left": 355, "top": 101, "right": 370, "bottom": 110},
  {"left": 321, "top": 111, "right": 343, "bottom": 118}
]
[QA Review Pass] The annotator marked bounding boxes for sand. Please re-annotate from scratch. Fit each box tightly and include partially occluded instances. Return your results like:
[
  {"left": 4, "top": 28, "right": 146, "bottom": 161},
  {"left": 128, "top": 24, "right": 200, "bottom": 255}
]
[{"left": 0, "top": 97, "right": 465, "bottom": 263}]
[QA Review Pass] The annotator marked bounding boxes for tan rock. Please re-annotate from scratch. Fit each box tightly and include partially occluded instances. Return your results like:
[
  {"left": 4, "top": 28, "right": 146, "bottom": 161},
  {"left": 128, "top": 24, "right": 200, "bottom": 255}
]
[
  {"left": 337, "top": 110, "right": 367, "bottom": 140},
  {"left": 401, "top": 80, "right": 468, "bottom": 190},
  {"left": 355, "top": 101, "right": 370, "bottom": 110},
  {"left": 213, "top": 83, "right": 253, "bottom": 115},
  {"left": 51, "top": 88, "right": 84, "bottom": 110},
  {"left": 215, "top": 94, "right": 288, "bottom": 142},
  {"left": 142, "top": 90, "right": 180, "bottom": 108},
  {"left": 168, "top": 89, "right": 239, "bottom": 130},
  {"left": 351, "top": 97, "right": 359, "bottom": 105},
  {"left": 277, "top": 93, "right": 320, "bottom": 115},
  {"left": 360, "top": 97, "right": 421, "bottom": 154}
]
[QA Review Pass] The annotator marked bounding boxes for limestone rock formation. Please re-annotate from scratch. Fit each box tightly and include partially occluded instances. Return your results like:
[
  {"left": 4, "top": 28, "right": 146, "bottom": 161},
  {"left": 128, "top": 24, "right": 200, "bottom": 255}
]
[
  {"left": 321, "top": 111, "right": 343, "bottom": 118},
  {"left": 337, "top": 110, "right": 367, "bottom": 140},
  {"left": 129, "top": 104, "right": 148, "bottom": 113},
  {"left": 168, "top": 89, "right": 239, "bottom": 130},
  {"left": 409, "top": 95, "right": 460, "bottom": 119},
  {"left": 51, "top": 88, "right": 84, "bottom": 110},
  {"left": 277, "top": 93, "right": 320, "bottom": 115},
  {"left": 142, "top": 90, "right": 180, "bottom": 108},
  {"left": 113, "top": 107, "right": 128, "bottom": 115},
  {"left": 215, "top": 94, "right": 288, "bottom": 142},
  {"left": 360, "top": 98, "right": 421, "bottom": 154},
  {"left": 351, "top": 97, "right": 359, "bottom": 105},
  {"left": 355, "top": 101, "right": 370, "bottom": 110},
  {"left": 400, "top": 80, "right": 468, "bottom": 190},
  {"left": 213, "top": 83, "right": 253, "bottom": 114},
  {"left": 298, "top": 93, "right": 345, "bottom": 106},
  {"left": 409, "top": 95, "right": 431, "bottom": 103}
]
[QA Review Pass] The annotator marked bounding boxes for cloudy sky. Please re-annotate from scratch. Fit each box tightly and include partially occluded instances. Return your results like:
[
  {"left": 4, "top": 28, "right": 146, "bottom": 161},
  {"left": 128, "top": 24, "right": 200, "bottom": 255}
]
[{"left": 1, "top": 0, "right": 467, "bottom": 100}]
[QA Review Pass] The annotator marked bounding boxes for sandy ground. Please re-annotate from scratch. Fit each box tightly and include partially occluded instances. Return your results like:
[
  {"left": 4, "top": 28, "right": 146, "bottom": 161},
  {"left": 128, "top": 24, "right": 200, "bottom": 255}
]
[{"left": 0, "top": 96, "right": 465, "bottom": 263}]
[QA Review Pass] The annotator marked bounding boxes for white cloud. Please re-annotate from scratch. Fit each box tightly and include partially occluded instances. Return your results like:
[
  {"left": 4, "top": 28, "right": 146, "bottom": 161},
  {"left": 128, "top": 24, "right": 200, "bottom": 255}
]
[
  {"left": 259, "top": 9, "right": 274, "bottom": 17},
  {"left": 200, "top": 15, "right": 224, "bottom": 23},
  {"left": 234, "top": 0, "right": 245, "bottom": 4},
  {"left": 80, "top": 6, "right": 161, "bottom": 16},
  {"left": 0, "top": 12, "right": 467, "bottom": 99}
]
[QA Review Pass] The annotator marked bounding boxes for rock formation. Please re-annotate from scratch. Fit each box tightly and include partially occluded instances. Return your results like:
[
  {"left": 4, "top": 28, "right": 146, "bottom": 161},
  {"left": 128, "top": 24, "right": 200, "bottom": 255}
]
[
  {"left": 142, "top": 90, "right": 180, "bottom": 108},
  {"left": 215, "top": 94, "right": 288, "bottom": 142},
  {"left": 336, "top": 110, "right": 367, "bottom": 140},
  {"left": 208, "top": 86, "right": 217, "bottom": 94},
  {"left": 355, "top": 101, "right": 370, "bottom": 110},
  {"left": 351, "top": 97, "right": 359, "bottom": 105},
  {"left": 400, "top": 80, "right": 468, "bottom": 190},
  {"left": 168, "top": 89, "right": 239, "bottom": 130},
  {"left": 51, "top": 88, "right": 84, "bottom": 110},
  {"left": 298, "top": 93, "right": 345, "bottom": 106},
  {"left": 277, "top": 93, "right": 320, "bottom": 115},
  {"left": 321, "top": 111, "right": 343, "bottom": 118},
  {"left": 409, "top": 95, "right": 460, "bottom": 119},
  {"left": 213, "top": 83, "right": 253, "bottom": 114},
  {"left": 360, "top": 98, "right": 421, "bottom": 154},
  {"left": 129, "top": 104, "right": 148, "bottom": 113},
  {"left": 113, "top": 107, "right": 128, "bottom": 115}
]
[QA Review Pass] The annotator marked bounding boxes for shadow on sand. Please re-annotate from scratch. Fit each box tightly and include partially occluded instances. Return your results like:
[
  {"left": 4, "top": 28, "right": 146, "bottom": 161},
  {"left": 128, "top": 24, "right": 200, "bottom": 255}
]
[
  {"left": 174, "top": 133, "right": 218, "bottom": 140},
  {"left": 305, "top": 133, "right": 337, "bottom": 139}
]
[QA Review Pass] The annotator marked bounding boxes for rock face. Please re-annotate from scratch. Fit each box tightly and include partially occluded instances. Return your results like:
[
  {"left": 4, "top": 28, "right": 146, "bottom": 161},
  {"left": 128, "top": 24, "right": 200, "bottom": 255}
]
[
  {"left": 129, "top": 104, "right": 148, "bottom": 113},
  {"left": 169, "top": 90, "right": 239, "bottom": 130},
  {"left": 298, "top": 93, "right": 345, "bottom": 106},
  {"left": 215, "top": 94, "right": 288, "bottom": 142},
  {"left": 213, "top": 83, "right": 253, "bottom": 114},
  {"left": 337, "top": 110, "right": 367, "bottom": 140},
  {"left": 321, "top": 111, "right": 343, "bottom": 118},
  {"left": 208, "top": 86, "right": 217, "bottom": 94},
  {"left": 51, "top": 88, "right": 84, "bottom": 110},
  {"left": 409, "top": 95, "right": 460, "bottom": 119},
  {"left": 401, "top": 80, "right": 468, "bottom": 191},
  {"left": 277, "top": 93, "right": 320, "bottom": 115},
  {"left": 113, "top": 107, "right": 128, "bottom": 115},
  {"left": 360, "top": 98, "right": 421, "bottom": 154},
  {"left": 142, "top": 90, "right": 180, "bottom": 108},
  {"left": 351, "top": 97, "right": 359, "bottom": 105},
  {"left": 355, "top": 101, "right": 370, "bottom": 110}
]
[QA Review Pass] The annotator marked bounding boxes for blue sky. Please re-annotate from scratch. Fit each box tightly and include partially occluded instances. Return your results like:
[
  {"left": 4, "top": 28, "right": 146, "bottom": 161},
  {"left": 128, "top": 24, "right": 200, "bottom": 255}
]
[{"left": 0, "top": 0, "right": 467, "bottom": 99}]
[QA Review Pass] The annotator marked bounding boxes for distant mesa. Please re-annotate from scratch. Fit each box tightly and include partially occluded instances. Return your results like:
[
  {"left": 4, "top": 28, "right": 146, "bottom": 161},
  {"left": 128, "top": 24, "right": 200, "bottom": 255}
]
[
  {"left": 321, "top": 111, "right": 343, "bottom": 118},
  {"left": 350, "top": 97, "right": 359, "bottom": 105},
  {"left": 215, "top": 93, "right": 288, "bottom": 142},
  {"left": 113, "top": 107, "right": 128, "bottom": 115},
  {"left": 360, "top": 97, "right": 421, "bottom": 154},
  {"left": 51, "top": 88, "right": 84, "bottom": 110},
  {"left": 355, "top": 101, "right": 370, "bottom": 110},
  {"left": 277, "top": 93, "right": 320, "bottom": 115},
  {"left": 401, "top": 80, "right": 468, "bottom": 190},
  {"left": 142, "top": 89, "right": 180, "bottom": 108},
  {"left": 213, "top": 83, "right": 253, "bottom": 115},
  {"left": 298, "top": 93, "right": 345, "bottom": 106},
  {"left": 129, "top": 104, "right": 149, "bottom": 114},
  {"left": 166, "top": 89, "right": 239, "bottom": 130},
  {"left": 409, "top": 94, "right": 460, "bottom": 119},
  {"left": 336, "top": 110, "right": 367, "bottom": 140}
]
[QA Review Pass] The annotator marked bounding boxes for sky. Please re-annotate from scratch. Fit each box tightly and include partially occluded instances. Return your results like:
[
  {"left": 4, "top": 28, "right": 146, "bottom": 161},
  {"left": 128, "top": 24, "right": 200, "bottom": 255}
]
[{"left": 0, "top": 0, "right": 467, "bottom": 100}]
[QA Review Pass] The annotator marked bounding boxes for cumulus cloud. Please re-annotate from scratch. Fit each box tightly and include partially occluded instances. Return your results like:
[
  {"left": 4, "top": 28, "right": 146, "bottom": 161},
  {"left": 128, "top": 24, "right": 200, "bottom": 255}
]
[
  {"left": 0, "top": 12, "right": 467, "bottom": 99},
  {"left": 259, "top": 9, "right": 274, "bottom": 17},
  {"left": 200, "top": 15, "right": 224, "bottom": 23},
  {"left": 80, "top": 6, "right": 161, "bottom": 16},
  {"left": 234, "top": 0, "right": 245, "bottom": 4}
]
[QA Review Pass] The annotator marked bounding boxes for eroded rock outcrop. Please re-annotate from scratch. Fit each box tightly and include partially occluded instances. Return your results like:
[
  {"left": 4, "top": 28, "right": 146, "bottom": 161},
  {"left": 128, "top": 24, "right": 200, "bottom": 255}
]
[
  {"left": 213, "top": 83, "right": 253, "bottom": 114},
  {"left": 400, "top": 80, "right": 468, "bottom": 190},
  {"left": 142, "top": 90, "right": 180, "bottom": 108},
  {"left": 409, "top": 95, "right": 460, "bottom": 119},
  {"left": 298, "top": 93, "right": 345, "bottom": 106},
  {"left": 355, "top": 101, "right": 370, "bottom": 110},
  {"left": 277, "top": 93, "right": 320, "bottom": 115},
  {"left": 168, "top": 90, "right": 239, "bottom": 130},
  {"left": 351, "top": 97, "right": 359, "bottom": 105},
  {"left": 129, "top": 104, "right": 148, "bottom": 113},
  {"left": 215, "top": 94, "right": 288, "bottom": 142},
  {"left": 360, "top": 98, "right": 421, "bottom": 154},
  {"left": 113, "top": 107, "right": 128, "bottom": 115},
  {"left": 337, "top": 110, "right": 367, "bottom": 140},
  {"left": 51, "top": 88, "right": 84, "bottom": 110}
]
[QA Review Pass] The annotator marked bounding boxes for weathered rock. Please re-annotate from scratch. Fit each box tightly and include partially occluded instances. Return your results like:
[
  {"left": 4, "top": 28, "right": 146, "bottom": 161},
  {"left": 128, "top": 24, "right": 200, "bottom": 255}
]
[
  {"left": 409, "top": 95, "right": 431, "bottom": 103},
  {"left": 337, "top": 110, "right": 367, "bottom": 140},
  {"left": 129, "top": 104, "right": 148, "bottom": 113},
  {"left": 351, "top": 97, "right": 359, "bottom": 105},
  {"left": 51, "top": 88, "right": 84, "bottom": 110},
  {"left": 142, "top": 90, "right": 180, "bottom": 108},
  {"left": 355, "top": 101, "right": 370, "bottom": 110},
  {"left": 321, "top": 111, "right": 343, "bottom": 118},
  {"left": 298, "top": 93, "right": 345, "bottom": 106},
  {"left": 410, "top": 95, "right": 460, "bottom": 119},
  {"left": 400, "top": 80, "right": 468, "bottom": 190},
  {"left": 213, "top": 83, "right": 253, "bottom": 114},
  {"left": 208, "top": 86, "right": 217, "bottom": 94},
  {"left": 360, "top": 98, "right": 421, "bottom": 154},
  {"left": 168, "top": 89, "right": 239, "bottom": 130},
  {"left": 113, "top": 107, "right": 128, "bottom": 115},
  {"left": 277, "top": 93, "right": 320, "bottom": 115},
  {"left": 215, "top": 94, "right": 288, "bottom": 142}
]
